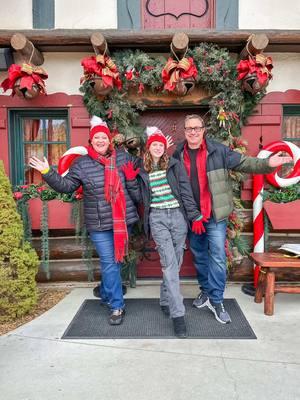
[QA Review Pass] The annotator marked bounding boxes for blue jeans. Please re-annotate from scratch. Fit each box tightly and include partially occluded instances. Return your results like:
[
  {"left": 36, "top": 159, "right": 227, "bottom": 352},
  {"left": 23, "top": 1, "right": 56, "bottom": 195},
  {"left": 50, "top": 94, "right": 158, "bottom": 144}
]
[
  {"left": 90, "top": 230, "right": 124, "bottom": 311},
  {"left": 188, "top": 218, "right": 227, "bottom": 303}
]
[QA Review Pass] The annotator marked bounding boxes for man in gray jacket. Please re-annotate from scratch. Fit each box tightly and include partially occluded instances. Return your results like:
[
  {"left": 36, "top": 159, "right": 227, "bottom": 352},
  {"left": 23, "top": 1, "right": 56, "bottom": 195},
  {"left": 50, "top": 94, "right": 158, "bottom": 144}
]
[{"left": 173, "top": 114, "right": 292, "bottom": 323}]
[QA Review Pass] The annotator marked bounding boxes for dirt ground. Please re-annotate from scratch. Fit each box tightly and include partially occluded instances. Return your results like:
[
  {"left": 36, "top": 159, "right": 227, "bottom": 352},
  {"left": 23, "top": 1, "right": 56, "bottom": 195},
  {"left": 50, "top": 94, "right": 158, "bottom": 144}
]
[{"left": 0, "top": 288, "right": 71, "bottom": 336}]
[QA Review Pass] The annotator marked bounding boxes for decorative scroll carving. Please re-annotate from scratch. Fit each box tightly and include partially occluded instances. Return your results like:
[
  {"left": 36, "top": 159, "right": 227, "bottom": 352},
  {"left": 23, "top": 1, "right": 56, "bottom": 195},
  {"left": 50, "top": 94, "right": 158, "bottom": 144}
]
[{"left": 145, "top": 0, "right": 209, "bottom": 20}]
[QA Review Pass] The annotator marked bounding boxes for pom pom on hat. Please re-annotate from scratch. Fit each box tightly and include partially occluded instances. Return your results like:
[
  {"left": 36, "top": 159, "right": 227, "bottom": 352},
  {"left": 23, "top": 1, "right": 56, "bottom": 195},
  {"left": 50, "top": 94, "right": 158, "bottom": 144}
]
[
  {"left": 145, "top": 126, "right": 167, "bottom": 149},
  {"left": 89, "top": 116, "right": 111, "bottom": 140}
]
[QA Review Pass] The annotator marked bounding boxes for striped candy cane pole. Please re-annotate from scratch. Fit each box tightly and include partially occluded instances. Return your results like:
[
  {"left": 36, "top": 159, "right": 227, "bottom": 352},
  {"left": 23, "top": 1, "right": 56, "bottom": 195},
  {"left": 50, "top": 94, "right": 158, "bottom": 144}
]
[
  {"left": 57, "top": 146, "right": 88, "bottom": 198},
  {"left": 253, "top": 141, "right": 300, "bottom": 287},
  {"left": 58, "top": 146, "right": 88, "bottom": 176}
]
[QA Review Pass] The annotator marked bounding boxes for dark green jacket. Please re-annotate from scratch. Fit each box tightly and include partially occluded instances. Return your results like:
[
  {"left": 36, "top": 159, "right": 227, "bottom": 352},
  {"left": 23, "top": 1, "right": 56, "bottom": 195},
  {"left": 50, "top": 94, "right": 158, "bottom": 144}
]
[{"left": 173, "top": 138, "right": 275, "bottom": 222}]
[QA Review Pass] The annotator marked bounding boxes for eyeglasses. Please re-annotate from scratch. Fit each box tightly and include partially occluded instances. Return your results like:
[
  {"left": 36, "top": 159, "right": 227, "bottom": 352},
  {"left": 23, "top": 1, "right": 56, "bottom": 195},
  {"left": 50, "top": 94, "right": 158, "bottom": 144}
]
[{"left": 184, "top": 126, "right": 205, "bottom": 134}]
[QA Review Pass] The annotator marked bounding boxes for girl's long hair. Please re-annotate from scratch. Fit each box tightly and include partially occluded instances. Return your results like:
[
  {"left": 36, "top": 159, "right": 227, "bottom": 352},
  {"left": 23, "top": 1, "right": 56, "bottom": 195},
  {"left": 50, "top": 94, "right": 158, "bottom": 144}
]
[{"left": 143, "top": 149, "right": 169, "bottom": 173}]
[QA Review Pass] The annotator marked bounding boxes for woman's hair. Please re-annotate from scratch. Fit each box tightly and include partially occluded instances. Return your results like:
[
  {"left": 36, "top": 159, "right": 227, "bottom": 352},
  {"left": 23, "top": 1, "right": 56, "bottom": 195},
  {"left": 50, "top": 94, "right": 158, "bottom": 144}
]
[{"left": 143, "top": 149, "right": 169, "bottom": 173}]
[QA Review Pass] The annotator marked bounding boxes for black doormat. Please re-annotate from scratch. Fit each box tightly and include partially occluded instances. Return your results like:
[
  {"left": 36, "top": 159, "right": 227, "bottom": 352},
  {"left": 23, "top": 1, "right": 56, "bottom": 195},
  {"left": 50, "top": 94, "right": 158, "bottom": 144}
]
[{"left": 62, "top": 299, "right": 256, "bottom": 339}]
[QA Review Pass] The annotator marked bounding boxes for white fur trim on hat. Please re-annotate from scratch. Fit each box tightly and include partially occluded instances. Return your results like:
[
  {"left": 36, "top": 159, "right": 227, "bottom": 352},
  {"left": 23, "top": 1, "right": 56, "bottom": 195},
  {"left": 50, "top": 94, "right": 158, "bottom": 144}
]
[
  {"left": 90, "top": 115, "right": 108, "bottom": 129},
  {"left": 145, "top": 126, "right": 163, "bottom": 137}
]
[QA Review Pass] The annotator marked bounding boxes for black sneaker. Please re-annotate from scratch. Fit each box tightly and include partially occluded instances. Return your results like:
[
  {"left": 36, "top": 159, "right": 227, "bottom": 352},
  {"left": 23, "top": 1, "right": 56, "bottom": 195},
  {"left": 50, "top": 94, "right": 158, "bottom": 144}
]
[
  {"left": 208, "top": 301, "right": 232, "bottom": 324},
  {"left": 172, "top": 316, "right": 187, "bottom": 338},
  {"left": 192, "top": 292, "right": 209, "bottom": 309},
  {"left": 160, "top": 305, "right": 170, "bottom": 316},
  {"left": 109, "top": 309, "right": 125, "bottom": 325}
]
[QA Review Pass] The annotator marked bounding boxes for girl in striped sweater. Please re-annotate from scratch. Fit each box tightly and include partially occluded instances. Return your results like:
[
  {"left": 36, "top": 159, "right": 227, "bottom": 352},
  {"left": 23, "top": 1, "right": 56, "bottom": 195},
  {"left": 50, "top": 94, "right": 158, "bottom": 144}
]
[{"left": 123, "top": 127, "right": 206, "bottom": 338}]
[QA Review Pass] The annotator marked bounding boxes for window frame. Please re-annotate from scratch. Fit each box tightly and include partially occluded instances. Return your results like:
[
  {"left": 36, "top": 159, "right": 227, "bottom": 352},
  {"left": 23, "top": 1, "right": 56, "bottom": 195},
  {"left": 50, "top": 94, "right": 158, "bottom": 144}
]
[
  {"left": 9, "top": 109, "right": 70, "bottom": 185},
  {"left": 282, "top": 105, "right": 300, "bottom": 143}
]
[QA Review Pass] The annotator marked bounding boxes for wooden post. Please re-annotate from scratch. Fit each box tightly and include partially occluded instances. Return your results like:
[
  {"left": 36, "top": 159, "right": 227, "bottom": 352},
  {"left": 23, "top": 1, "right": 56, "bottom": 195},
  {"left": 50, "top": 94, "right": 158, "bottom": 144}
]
[
  {"left": 171, "top": 32, "right": 189, "bottom": 58},
  {"left": 264, "top": 271, "right": 275, "bottom": 316},
  {"left": 254, "top": 269, "right": 266, "bottom": 304},
  {"left": 11, "top": 33, "right": 44, "bottom": 65},
  {"left": 240, "top": 33, "right": 269, "bottom": 59},
  {"left": 90, "top": 32, "right": 108, "bottom": 55}
]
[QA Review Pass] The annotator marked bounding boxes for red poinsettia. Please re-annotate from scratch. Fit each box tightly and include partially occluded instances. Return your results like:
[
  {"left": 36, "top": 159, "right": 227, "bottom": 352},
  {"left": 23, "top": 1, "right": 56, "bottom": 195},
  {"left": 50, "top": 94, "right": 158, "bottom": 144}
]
[
  {"left": 1, "top": 63, "right": 48, "bottom": 95},
  {"left": 162, "top": 57, "right": 198, "bottom": 92},
  {"left": 237, "top": 55, "right": 273, "bottom": 86},
  {"left": 81, "top": 54, "right": 122, "bottom": 90}
]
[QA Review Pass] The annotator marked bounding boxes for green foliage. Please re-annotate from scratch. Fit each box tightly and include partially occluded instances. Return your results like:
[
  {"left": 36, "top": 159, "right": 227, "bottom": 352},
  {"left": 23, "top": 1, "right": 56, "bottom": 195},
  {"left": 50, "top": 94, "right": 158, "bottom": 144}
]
[
  {"left": 263, "top": 184, "right": 300, "bottom": 203},
  {"left": 0, "top": 161, "right": 39, "bottom": 322}
]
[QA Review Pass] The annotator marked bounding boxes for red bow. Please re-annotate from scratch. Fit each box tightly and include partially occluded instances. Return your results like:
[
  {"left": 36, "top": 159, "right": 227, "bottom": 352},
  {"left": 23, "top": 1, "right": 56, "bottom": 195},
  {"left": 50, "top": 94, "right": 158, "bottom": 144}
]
[
  {"left": 1, "top": 63, "right": 48, "bottom": 95},
  {"left": 162, "top": 57, "right": 198, "bottom": 92},
  {"left": 237, "top": 54, "right": 273, "bottom": 85},
  {"left": 81, "top": 55, "right": 122, "bottom": 90}
]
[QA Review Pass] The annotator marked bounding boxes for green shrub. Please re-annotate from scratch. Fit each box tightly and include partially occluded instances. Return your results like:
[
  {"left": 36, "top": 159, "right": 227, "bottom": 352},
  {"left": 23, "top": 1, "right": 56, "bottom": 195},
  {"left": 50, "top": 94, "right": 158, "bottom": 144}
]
[{"left": 0, "top": 161, "right": 39, "bottom": 322}]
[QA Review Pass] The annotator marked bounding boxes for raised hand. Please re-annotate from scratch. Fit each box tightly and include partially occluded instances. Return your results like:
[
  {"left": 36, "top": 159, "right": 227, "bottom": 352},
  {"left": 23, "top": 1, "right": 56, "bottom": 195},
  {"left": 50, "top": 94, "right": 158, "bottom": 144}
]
[
  {"left": 28, "top": 156, "right": 49, "bottom": 172},
  {"left": 268, "top": 152, "right": 293, "bottom": 168},
  {"left": 166, "top": 135, "right": 174, "bottom": 149},
  {"left": 121, "top": 161, "right": 140, "bottom": 180}
]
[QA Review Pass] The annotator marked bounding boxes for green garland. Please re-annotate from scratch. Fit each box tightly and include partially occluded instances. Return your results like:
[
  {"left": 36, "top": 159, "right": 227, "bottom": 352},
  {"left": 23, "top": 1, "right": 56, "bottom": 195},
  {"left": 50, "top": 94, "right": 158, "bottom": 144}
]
[{"left": 80, "top": 43, "right": 265, "bottom": 146}]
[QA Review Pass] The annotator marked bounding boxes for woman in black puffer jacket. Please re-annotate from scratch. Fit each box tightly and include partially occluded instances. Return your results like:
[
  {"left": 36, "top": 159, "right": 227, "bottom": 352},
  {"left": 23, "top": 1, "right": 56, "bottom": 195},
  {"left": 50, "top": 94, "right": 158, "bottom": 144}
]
[{"left": 29, "top": 116, "right": 139, "bottom": 326}]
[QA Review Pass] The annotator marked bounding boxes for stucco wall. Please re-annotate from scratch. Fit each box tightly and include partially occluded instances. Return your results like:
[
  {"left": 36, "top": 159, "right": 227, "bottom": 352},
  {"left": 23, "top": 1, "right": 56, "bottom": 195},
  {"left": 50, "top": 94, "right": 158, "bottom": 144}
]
[
  {"left": 55, "top": 0, "right": 117, "bottom": 28},
  {"left": 0, "top": 0, "right": 32, "bottom": 29},
  {"left": 239, "top": 0, "right": 300, "bottom": 29},
  {"left": 267, "top": 53, "right": 300, "bottom": 93}
]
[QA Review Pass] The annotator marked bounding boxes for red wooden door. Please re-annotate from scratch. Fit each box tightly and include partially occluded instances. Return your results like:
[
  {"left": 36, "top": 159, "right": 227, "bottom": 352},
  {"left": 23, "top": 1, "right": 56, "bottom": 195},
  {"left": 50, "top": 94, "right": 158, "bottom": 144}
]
[{"left": 142, "top": 0, "right": 215, "bottom": 29}]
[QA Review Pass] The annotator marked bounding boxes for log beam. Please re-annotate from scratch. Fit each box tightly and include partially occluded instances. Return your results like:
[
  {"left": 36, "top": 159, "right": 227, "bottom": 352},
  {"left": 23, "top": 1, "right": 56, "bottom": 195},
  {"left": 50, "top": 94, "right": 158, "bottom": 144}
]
[
  {"left": 171, "top": 32, "right": 189, "bottom": 57},
  {"left": 1, "top": 30, "right": 300, "bottom": 53},
  {"left": 90, "top": 32, "right": 109, "bottom": 55},
  {"left": 240, "top": 33, "right": 269, "bottom": 59},
  {"left": 10, "top": 33, "right": 44, "bottom": 65}
]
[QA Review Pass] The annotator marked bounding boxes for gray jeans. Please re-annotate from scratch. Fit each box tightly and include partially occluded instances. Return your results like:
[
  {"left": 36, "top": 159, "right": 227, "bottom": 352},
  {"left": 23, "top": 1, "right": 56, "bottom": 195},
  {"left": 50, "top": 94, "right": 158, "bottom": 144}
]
[{"left": 149, "top": 208, "right": 188, "bottom": 318}]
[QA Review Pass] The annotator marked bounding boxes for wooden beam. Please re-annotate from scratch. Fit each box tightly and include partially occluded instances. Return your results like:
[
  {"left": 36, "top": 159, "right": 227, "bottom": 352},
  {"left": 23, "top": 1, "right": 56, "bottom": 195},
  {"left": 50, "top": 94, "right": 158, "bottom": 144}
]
[
  {"left": 90, "top": 32, "right": 109, "bottom": 55},
  {"left": 0, "top": 29, "right": 300, "bottom": 53},
  {"left": 10, "top": 33, "right": 44, "bottom": 65},
  {"left": 240, "top": 33, "right": 269, "bottom": 59},
  {"left": 171, "top": 32, "right": 189, "bottom": 57}
]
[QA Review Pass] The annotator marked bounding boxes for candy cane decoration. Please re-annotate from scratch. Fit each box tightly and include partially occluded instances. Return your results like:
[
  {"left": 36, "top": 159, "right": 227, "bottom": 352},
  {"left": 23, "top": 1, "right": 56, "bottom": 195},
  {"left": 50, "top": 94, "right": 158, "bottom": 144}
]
[
  {"left": 253, "top": 141, "right": 300, "bottom": 286},
  {"left": 57, "top": 146, "right": 88, "bottom": 176}
]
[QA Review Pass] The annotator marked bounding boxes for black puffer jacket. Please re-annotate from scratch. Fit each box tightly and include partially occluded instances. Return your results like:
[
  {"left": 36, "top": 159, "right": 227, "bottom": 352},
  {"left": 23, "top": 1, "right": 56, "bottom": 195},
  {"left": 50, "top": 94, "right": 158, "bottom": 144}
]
[
  {"left": 42, "top": 150, "right": 139, "bottom": 232},
  {"left": 126, "top": 157, "right": 201, "bottom": 238}
]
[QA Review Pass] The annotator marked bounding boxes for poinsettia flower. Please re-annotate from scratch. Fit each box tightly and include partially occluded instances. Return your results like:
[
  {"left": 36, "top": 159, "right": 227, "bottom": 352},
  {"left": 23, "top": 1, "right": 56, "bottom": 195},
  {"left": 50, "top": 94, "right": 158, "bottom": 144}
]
[
  {"left": 13, "top": 191, "right": 23, "bottom": 200},
  {"left": 37, "top": 186, "right": 47, "bottom": 193}
]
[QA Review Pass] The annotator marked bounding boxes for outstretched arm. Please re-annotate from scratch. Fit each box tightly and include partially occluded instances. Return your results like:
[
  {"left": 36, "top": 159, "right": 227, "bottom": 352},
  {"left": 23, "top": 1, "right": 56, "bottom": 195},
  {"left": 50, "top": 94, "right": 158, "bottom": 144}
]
[{"left": 29, "top": 156, "right": 81, "bottom": 193}]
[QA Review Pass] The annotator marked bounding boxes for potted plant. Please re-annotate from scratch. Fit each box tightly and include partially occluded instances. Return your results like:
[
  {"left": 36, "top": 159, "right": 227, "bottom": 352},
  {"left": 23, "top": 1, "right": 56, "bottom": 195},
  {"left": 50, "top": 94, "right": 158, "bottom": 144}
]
[{"left": 263, "top": 184, "right": 300, "bottom": 230}]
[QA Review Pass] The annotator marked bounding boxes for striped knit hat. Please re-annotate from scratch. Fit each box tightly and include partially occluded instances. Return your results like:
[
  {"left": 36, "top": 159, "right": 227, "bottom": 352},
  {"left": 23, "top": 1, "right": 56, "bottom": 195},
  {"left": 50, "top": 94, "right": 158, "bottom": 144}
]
[
  {"left": 89, "top": 116, "right": 111, "bottom": 141},
  {"left": 146, "top": 126, "right": 167, "bottom": 149}
]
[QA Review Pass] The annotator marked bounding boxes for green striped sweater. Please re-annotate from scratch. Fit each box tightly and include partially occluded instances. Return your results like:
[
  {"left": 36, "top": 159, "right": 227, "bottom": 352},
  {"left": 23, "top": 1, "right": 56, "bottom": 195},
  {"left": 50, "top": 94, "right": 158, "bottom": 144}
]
[{"left": 149, "top": 170, "right": 180, "bottom": 209}]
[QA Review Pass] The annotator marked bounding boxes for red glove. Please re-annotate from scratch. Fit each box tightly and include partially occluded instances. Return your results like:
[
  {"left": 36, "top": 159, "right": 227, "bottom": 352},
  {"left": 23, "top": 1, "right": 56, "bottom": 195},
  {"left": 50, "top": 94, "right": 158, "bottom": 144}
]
[
  {"left": 121, "top": 161, "right": 140, "bottom": 180},
  {"left": 192, "top": 217, "right": 208, "bottom": 235}
]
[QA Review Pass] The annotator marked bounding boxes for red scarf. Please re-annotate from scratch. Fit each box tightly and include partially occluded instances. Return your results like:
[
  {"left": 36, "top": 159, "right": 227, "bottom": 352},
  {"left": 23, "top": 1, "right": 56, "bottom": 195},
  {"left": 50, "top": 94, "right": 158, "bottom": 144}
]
[
  {"left": 87, "top": 146, "right": 128, "bottom": 262},
  {"left": 183, "top": 141, "right": 212, "bottom": 220}
]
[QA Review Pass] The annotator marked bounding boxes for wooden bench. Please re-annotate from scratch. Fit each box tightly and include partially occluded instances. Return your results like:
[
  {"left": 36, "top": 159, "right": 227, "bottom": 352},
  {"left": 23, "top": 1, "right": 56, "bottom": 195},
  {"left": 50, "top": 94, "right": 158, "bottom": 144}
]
[{"left": 250, "top": 252, "right": 300, "bottom": 316}]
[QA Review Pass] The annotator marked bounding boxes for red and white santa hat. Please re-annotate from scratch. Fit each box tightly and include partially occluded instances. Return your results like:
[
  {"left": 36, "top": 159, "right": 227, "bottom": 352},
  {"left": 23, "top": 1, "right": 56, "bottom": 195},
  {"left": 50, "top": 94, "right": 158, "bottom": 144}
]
[
  {"left": 89, "top": 116, "right": 111, "bottom": 141},
  {"left": 146, "top": 126, "right": 167, "bottom": 149}
]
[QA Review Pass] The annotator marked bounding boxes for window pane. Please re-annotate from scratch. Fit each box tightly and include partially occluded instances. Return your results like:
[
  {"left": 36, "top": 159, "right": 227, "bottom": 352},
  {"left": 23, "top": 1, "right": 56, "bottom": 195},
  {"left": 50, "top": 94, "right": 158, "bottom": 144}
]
[
  {"left": 47, "top": 143, "right": 67, "bottom": 165},
  {"left": 24, "top": 143, "right": 44, "bottom": 165},
  {"left": 47, "top": 119, "right": 67, "bottom": 142},
  {"left": 23, "top": 119, "right": 43, "bottom": 142},
  {"left": 283, "top": 116, "right": 300, "bottom": 139}
]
